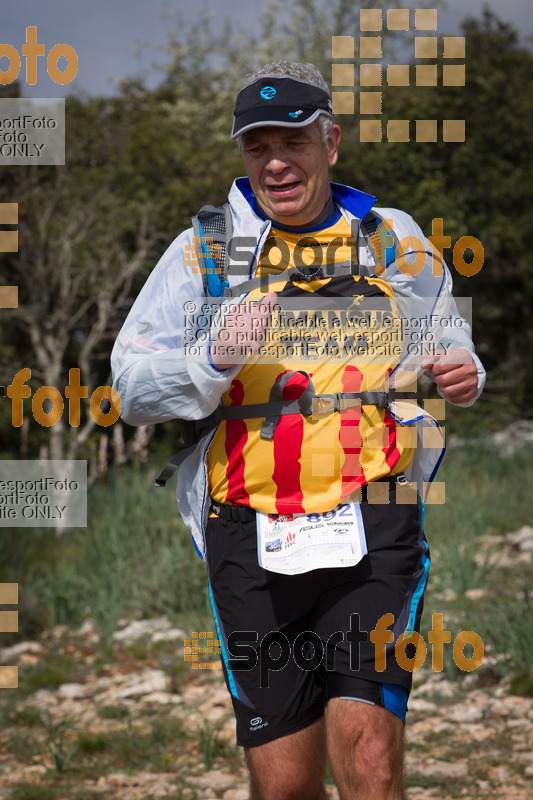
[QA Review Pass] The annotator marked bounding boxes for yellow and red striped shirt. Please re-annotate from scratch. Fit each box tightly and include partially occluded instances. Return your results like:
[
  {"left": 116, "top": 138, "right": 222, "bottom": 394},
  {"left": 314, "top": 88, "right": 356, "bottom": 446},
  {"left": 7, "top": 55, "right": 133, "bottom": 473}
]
[{"left": 207, "top": 215, "right": 413, "bottom": 513}]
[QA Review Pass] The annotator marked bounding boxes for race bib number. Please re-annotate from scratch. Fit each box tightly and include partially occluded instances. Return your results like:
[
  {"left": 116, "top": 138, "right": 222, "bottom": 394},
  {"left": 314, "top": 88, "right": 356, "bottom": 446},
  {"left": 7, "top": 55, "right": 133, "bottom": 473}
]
[{"left": 257, "top": 503, "right": 367, "bottom": 575}]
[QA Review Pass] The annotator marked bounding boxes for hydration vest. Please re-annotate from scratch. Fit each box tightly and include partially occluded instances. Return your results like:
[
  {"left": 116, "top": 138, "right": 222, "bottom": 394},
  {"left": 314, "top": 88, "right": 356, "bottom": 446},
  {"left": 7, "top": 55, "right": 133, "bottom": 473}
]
[{"left": 155, "top": 204, "right": 401, "bottom": 487}]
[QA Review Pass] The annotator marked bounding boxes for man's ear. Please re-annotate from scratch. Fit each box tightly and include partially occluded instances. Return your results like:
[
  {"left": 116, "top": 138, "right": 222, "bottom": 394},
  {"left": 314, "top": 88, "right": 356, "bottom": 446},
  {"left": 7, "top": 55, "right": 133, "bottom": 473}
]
[{"left": 327, "top": 124, "right": 341, "bottom": 167}]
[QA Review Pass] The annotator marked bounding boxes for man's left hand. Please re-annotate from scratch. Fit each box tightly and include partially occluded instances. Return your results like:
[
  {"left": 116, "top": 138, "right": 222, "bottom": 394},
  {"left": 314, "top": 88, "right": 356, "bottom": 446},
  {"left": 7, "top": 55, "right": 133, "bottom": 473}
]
[{"left": 421, "top": 348, "right": 478, "bottom": 405}]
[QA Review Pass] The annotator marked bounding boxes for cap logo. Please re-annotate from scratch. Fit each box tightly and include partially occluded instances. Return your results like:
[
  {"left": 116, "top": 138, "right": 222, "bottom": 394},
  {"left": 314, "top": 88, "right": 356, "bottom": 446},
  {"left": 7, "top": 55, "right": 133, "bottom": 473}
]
[
  {"left": 289, "top": 110, "right": 303, "bottom": 118},
  {"left": 260, "top": 86, "right": 276, "bottom": 100}
]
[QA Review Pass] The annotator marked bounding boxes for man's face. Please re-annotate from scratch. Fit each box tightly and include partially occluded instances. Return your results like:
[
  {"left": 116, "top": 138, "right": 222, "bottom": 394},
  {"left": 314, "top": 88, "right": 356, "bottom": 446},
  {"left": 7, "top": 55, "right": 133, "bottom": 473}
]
[{"left": 241, "top": 122, "right": 341, "bottom": 227}]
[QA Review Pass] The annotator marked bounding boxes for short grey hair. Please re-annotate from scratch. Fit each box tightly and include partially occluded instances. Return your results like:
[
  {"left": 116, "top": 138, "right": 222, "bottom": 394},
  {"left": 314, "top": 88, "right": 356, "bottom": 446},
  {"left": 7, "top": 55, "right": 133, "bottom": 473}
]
[{"left": 236, "top": 61, "right": 334, "bottom": 150}]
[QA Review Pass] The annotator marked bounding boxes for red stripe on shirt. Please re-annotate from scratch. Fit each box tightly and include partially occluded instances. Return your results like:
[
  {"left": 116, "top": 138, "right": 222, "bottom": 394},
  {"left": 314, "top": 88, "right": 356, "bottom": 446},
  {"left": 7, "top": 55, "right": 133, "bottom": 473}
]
[
  {"left": 224, "top": 379, "right": 250, "bottom": 506},
  {"left": 272, "top": 371, "right": 307, "bottom": 513},
  {"left": 381, "top": 410, "right": 401, "bottom": 472},
  {"left": 340, "top": 365, "right": 365, "bottom": 498}
]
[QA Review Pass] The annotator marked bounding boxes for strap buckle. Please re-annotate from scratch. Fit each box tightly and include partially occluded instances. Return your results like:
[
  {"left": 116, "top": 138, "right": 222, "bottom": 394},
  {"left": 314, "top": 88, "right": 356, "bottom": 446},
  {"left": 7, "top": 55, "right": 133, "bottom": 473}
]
[{"left": 312, "top": 396, "right": 335, "bottom": 417}]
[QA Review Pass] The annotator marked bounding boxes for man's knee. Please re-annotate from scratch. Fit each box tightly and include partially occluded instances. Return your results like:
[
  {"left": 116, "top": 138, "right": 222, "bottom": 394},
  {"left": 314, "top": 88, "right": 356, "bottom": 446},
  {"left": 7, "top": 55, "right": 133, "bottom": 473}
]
[
  {"left": 248, "top": 768, "right": 326, "bottom": 800},
  {"left": 245, "top": 720, "right": 327, "bottom": 800},
  {"left": 326, "top": 698, "right": 404, "bottom": 782}
]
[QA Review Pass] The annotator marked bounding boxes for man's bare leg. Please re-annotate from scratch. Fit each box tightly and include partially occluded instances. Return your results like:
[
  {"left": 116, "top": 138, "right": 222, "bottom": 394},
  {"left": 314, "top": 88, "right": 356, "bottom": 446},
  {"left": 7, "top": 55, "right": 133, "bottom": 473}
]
[
  {"left": 326, "top": 698, "right": 405, "bottom": 800},
  {"left": 245, "top": 717, "right": 328, "bottom": 800}
]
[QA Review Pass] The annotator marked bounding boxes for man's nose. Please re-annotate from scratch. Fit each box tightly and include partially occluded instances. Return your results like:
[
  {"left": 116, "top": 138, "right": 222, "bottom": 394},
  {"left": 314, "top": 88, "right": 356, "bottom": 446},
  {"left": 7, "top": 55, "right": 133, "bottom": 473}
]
[{"left": 265, "top": 150, "right": 290, "bottom": 172}]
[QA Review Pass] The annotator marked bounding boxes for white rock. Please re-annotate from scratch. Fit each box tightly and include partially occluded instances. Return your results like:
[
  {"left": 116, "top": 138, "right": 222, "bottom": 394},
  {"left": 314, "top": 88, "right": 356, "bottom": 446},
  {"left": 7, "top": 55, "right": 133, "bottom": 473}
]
[
  {"left": 57, "top": 683, "right": 86, "bottom": 699},
  {"left": 193, "top": 770, "right": 239, "bottom": 793},
  {"left": 507, "top": 525, "right": 533, "bottom": 550},
  {"left": 223, "top": 789, "right": 249, "bottom": 800},
  {"left": 113, "top": 617, "right": 173, "bottom": 642},
  {"left": 415, "top": 759, "right": 469, "bottom": 779},
  {"left": 447, "top": 704, "right": 484, "bottom": 723},
  {"left": 408, "top": 698, "right": 437, "bottom": 713},
  {"left": 415, "top": 678, "right": 457, "bottom": 698},
  {"left": 31, "top": 689, "right": 59, "bottom": 706},
  {"left": 104, "top": 773, "right": 133, "bottom": 787},
  {"left": 23, "top": 765, "right": 47, "bottom": 776},
  {"left": 464, "top": 588, "right": 486, "bottom": 600},
  {"left": 152, "top": 628, "right": 186, "bottom": 643},
  {"left": 0, "top": 641, "right": 44, "bottom": 662},
  {"left": 92, "top": 676, "right": 113, "bottom": 692},
  {"left": 139, "top": 691, "right": 183, "bottom": 705},
  {"left": 115, "top": 670, "right": 169, "bottom": 698}
]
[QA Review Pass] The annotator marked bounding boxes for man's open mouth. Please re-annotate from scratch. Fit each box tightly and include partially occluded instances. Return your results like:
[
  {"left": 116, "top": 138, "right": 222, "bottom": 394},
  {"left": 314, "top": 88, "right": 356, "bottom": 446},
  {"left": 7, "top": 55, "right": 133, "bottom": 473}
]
[{"left": 267, "top": 182, "right": 300, "bottom": 194}]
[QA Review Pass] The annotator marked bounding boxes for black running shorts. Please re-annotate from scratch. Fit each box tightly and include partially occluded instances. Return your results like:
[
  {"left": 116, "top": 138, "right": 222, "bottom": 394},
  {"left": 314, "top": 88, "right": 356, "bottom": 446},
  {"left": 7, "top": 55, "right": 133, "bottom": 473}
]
[{"left": 205, "top": 484, "right": 429, "bottom": 747}]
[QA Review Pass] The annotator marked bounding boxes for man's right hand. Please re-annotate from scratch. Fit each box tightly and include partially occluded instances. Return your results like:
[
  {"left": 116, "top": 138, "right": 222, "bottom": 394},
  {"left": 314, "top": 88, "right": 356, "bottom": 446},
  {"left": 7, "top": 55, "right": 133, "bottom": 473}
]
[{"left": 210, "top": 292, "right": 277, "bottom": 369}]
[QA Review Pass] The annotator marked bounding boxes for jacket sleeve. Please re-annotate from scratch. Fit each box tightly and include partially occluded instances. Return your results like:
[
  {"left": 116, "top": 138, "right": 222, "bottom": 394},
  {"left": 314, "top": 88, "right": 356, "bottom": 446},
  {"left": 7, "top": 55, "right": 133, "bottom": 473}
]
[
  {"left": 111, "top": 228, "right": 242, "bottom": 425},
  {"left": 374, "top": 207, "right": 486, "bottom": 407}
]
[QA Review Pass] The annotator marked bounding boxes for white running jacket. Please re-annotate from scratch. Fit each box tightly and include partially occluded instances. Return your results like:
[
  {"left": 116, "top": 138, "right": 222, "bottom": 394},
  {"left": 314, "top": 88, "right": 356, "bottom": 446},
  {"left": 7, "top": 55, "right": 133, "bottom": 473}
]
[{"left": 111, "top": 178, "right": 485, "bottom": 558}]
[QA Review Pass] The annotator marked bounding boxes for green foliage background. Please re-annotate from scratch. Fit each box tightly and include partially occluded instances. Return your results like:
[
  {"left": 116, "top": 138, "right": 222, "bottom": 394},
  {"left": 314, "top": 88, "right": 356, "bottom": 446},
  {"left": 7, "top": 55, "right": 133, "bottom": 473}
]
[
  {"left": 0, "top": 0, "right": 533, "bottom": 656},
  {"left": 0, "top": 2, "right": 531, "bottom": 464}
]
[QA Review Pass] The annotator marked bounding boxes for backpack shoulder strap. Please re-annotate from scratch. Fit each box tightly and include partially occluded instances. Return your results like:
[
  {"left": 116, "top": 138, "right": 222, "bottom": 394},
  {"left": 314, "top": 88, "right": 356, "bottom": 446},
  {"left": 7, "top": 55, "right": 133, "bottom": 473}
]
[
  {"left": 359, "top": 210, "right": 399, "bottom": 275},
  {"left": 191, "top": 203, "right": 233, "bottom": 298}
]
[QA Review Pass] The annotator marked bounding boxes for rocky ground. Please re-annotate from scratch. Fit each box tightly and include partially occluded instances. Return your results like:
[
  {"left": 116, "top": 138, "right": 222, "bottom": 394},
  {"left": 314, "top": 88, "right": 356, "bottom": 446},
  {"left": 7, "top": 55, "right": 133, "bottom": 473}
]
[
  {"left": 1, "top": 524, "right": 532, "bottom": 800},
  {"left": 1, "top": 613, "right": 532, "bottom": 800}
]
